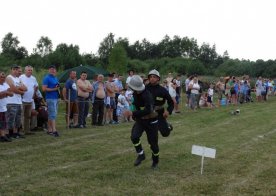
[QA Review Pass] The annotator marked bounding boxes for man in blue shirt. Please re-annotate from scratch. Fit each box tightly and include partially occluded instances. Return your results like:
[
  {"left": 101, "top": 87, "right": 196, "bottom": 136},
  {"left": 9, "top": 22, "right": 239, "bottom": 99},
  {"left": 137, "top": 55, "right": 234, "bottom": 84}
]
[
  {"left": 42, "top": 65, "right": 60, "bottom": 137},
  {"left": 63, "top": 71, "right": 78, "bottom": 128}
]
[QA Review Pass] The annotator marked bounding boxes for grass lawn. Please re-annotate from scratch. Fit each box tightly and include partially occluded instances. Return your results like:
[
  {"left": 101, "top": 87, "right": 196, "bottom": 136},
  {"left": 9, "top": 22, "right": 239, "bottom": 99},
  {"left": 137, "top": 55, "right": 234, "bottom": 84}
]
[{"left": 0, "top": 96, "right": 275, "bottom": 195}]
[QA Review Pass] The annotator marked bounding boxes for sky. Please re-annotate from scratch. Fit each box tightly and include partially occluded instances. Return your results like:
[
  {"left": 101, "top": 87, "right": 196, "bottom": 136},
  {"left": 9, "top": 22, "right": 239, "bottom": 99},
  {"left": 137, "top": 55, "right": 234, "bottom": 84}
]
[{"left": 0, "top": 0, "right": 275, "bottom": 61}]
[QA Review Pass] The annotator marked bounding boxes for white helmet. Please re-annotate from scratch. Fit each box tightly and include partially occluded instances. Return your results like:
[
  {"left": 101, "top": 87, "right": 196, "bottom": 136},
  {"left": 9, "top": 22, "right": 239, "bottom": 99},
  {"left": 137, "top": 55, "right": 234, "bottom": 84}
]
[
  {"left": 128, "top": 75, "right": 145, "bottom": 91},
  {"left": 148, "top": 69, "right": 160, "bottom": 78}
]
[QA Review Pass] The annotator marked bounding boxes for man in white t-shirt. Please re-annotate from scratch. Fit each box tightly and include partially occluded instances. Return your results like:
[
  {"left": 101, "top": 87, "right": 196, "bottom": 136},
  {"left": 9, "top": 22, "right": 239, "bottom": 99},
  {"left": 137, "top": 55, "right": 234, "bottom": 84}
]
[
  {"left": 0, "top": 72, "right": 14, "bottom": 142},
  {"left": 6, "top": 65, "right": 27, "bottom": 138},
  {"left": 19, "top": 65, "right": 38, "bottom": 134}
]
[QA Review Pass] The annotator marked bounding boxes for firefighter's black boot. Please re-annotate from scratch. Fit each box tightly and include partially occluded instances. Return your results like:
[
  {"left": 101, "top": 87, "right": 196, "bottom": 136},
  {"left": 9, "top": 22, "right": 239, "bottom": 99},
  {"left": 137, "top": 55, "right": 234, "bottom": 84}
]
[
  {"left": 134, "top": 153, "right": 145, "bottom": 166},
  {"left": 151, "top": 153, "right": 159, "bottom": 169}
]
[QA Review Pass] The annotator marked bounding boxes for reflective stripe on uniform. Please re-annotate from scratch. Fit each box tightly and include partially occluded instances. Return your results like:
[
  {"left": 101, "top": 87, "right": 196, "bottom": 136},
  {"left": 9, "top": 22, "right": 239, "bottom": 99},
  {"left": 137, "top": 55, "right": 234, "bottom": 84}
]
[
  {"left": 152, "top": 152, "right": 159, "bottom": 156},
  {"left": 156, "top": 97, "right": 163, "bottom": 101},
  {"left": 134, "top": 141, "right": 141, "bottom": 147},
  {"left": 150, "top": 120, "right": 158, "bottom": 124}
]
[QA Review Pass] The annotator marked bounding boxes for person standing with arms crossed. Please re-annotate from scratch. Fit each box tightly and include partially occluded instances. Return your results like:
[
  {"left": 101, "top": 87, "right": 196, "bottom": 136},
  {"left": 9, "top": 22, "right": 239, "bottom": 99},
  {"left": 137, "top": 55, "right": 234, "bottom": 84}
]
[
  {"left": 105, "top": 73, "right": 117, "bottom": 124},
  {"left": 77, "top": 71, "right": 92, "bottom": 128},
  {"left": 19, "top": 65, "right": 38, "bottom": 135},
  {"left": 6, "top": 65, "right": 27, "bottom": 138}
]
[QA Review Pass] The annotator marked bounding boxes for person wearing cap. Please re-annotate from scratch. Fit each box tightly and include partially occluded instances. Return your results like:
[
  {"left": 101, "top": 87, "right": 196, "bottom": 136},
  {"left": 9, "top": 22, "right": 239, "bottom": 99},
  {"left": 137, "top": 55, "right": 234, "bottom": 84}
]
[
  {"left": 128, "top": 75, "right": 160, "bottom": 169},
  {"left": 146, "top": 69, "right": 174, "bottom": 137},
  {"left": 42, "top": 65, "right": 60, "bottom": 137},
  {"left": 6, "top": 65, "right": 27, "bottom": 139}
]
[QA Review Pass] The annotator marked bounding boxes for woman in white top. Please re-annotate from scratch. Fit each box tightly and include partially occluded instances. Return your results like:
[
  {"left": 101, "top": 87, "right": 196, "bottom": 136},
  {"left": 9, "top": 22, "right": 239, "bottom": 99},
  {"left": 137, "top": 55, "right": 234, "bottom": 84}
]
[
  {"left": 188, "top": 76, "right": 200, "bottom": 110},
  {"left": 169, "top": 78, "right": 177, "bottom": 113}
]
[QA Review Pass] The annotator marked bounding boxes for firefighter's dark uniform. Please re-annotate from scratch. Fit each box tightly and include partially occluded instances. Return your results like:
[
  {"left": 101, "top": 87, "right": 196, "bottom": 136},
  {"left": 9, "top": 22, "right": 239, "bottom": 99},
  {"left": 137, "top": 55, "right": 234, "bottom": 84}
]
[
  {"left": 146, "top": 83, "right": 174, "bottom": 137},
  {"left": 131, "top": 89, "right": 159, "bottom": 167}
]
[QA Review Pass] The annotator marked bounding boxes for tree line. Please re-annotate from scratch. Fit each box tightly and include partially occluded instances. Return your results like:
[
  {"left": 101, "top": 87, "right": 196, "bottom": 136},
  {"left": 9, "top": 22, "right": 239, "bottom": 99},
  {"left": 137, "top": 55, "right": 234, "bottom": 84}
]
[{"left": 0, "top": 32, "right": 276, "bottom": 78}]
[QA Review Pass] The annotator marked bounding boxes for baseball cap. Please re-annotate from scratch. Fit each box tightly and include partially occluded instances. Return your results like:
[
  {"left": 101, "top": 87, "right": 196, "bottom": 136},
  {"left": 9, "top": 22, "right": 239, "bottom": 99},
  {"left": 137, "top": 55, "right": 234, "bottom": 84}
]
[
  {"left": 11, "top": 64, "right": 20, "bottom": 69},
  {"left": 48, "top": 65, "right": 56, "bottom": 69}
]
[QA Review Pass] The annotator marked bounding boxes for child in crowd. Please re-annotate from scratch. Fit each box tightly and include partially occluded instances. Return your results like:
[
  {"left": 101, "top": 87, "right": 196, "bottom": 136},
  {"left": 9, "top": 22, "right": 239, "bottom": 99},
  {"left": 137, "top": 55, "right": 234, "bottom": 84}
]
[
  {"left": 207, "top": 84, "right": 215, "bottom": 108},
  {"left": 117, "top": 89, "right": 132, "bottom": 122},
  {"left": 199, "top": 93, "right": 208, "bottom": 108}
]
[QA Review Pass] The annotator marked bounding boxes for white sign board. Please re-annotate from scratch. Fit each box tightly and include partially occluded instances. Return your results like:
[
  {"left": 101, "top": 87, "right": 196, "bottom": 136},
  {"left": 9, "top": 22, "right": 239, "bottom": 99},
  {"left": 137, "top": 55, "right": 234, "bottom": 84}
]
[
  {"left": 192, "top": 145, "right": 216, "bottom": 158},
  {"left": 191, "top": 145, "right": 216, "bottom": 174}
]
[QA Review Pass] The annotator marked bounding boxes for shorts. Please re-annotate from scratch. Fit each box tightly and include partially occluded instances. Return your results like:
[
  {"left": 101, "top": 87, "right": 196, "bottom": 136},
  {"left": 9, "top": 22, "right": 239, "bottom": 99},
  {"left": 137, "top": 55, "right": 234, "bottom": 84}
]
[
  {"left": 66, "top": 101, "right": 79, "bottom": 115},
  {"left": 0, "top": 112, "right": 7, "bottom": 130},
  {"left": 116, "top": 106, "right": 125, "bottom": 117},
  {"left": 217, "top": 90, "right": 223, "bottom": 100},
  {"left": 225, "top": 89, "right": 230, "bottom": 96},
  {"left": 7, "top": 104, "right": 22, "bottom": 129},
  {"left": 175, "top": 94, "right": 180, "bottom": 104},
  {"left": 207, "top": 96, "right": 212, "bottom": 103},
  {"left": 256, "top": 89, "right": 262, "bottom": 96},
  {"left": 230, "top": 89, "right": 236, "bottom": 95},
  {"left": 46, "top": 99, "right": 58, "bottom": 120},
  {"left": 106, "top": 97, "right": 116, "bottom": 109}
]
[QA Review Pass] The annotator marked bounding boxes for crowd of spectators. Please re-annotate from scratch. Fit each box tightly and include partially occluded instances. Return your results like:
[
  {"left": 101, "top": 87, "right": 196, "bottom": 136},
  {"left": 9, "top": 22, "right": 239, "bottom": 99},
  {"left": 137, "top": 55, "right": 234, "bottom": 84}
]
[{"left": 1, "top": 64, "right": 276, "bottom": 142}]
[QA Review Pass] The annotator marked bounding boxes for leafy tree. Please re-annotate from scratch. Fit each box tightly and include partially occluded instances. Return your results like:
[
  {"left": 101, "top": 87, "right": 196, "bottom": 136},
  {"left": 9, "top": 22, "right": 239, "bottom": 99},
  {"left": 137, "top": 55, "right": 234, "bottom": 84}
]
[
  {"left": 128, "top": 40, "right": 143, "bottom": 60},
  {"left": 81, "top": 53, "right": 99, "bottom": 66},
  {"left": 198, "top": 43, "right": 218, "bottom": 68},
  {"left": 159, "top": 35, "right": 174, "bottom": 57},
  {"left": 21, "top": 53, "right": 44, "bottom": 70},
  {"left": 186, "top": 60, "right": 206, "bottom": 76},
  {"left": 1, "top": 32, "right": 19, "bottom": 53},
  {"left": 253, "top": 59, "right": 266, "bottom": 77},
  {"left": 48, "top": 43, "right": 82, "bottom": 70},
  {"left": 223, "top": 50, "right": 230, "bottom": 60},
  {"left": 262, "top": 60, "right": 276, "bottom": 78},
  {"left": 98, "top": 33, "right": 115, "bottom": 67},
  {"left": 214, "top": 59, "right": 254, "bottom": 77},
  {"left": 128, "top": 59, "right": 150, "bottom": 74},
  {"left": 108, "top": 43, "right": 128, "bottom": 74},
  {"left": 1, "top": 32, "right": 28, "bottom": 60},
  {"left": 115, "top": 37, "right": 132, "bottom": 58},
  {"left": 33, "top": 36, "right": 53, "bottom": 57},
  {"left": 180, "top": 37, "right": 199, "bottom": 58}
]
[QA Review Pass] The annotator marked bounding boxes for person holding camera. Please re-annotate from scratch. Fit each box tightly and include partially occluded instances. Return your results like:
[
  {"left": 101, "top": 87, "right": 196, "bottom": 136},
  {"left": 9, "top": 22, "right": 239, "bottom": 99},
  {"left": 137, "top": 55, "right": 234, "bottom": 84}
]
[{"left": 42, "top": 65, "right": 60, "bottom": 137}]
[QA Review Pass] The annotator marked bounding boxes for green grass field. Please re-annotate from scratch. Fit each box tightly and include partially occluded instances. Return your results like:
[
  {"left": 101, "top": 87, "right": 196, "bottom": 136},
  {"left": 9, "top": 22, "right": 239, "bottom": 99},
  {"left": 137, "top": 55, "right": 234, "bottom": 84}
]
[{"left": 0, "top": 97, "right": 276, "bottom": 195}]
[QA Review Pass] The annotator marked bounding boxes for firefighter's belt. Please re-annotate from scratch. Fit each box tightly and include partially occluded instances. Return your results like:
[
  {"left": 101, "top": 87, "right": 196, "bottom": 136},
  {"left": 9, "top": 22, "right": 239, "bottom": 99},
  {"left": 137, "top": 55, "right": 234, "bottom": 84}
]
[
  {"left": 154, "top": 106, "right": 164, "bottom": 111},
  {"left": 141, "top": 112, "right": 158, "bottom": 119}
]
